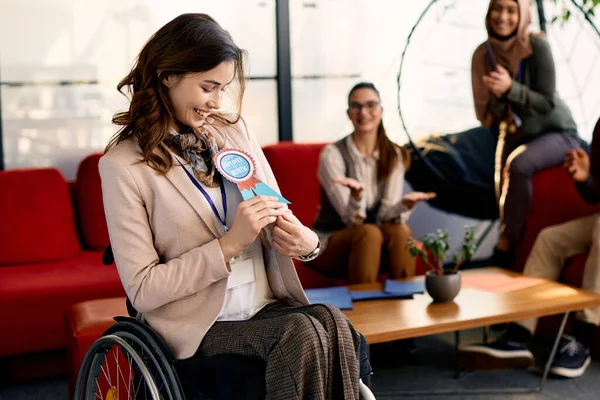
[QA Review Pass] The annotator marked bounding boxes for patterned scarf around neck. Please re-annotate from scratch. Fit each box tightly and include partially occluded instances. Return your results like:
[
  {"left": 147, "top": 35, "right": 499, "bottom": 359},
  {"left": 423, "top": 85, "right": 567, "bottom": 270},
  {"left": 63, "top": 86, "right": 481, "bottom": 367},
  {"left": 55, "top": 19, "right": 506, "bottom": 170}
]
[{"left": 166, "top": 126, "right": 222, "bottom": 188}]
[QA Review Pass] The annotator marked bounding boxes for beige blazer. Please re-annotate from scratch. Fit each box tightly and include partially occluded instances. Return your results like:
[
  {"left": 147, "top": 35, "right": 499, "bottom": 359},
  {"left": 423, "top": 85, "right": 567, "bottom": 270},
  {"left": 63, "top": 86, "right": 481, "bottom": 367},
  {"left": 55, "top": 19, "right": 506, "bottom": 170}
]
[{"left": 99, "top": 117, "right": 309, "bottom": 359}]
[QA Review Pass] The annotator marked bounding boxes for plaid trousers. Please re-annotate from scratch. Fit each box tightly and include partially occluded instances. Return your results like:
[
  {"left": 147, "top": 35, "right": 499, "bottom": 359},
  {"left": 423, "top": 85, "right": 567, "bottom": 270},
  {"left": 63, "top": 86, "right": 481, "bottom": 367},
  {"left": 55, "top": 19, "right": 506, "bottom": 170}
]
[{"left": 192, "top": 301, "right": 361, "bottom": 400}]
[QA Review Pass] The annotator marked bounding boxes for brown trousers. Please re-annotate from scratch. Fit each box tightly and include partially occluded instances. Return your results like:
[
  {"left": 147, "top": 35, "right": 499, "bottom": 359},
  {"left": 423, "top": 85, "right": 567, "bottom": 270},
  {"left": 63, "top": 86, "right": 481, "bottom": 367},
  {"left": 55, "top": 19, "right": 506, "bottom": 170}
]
[{"left": 308, "top": 223, "right": 416, "bottom": 284}]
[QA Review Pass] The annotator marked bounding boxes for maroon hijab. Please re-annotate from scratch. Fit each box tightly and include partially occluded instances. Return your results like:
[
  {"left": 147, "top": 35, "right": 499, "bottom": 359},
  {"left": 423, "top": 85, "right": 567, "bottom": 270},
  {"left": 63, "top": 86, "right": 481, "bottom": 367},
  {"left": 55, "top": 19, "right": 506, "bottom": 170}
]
[{"left": 472, "top": 0, "right": 533, "bottom": 126}]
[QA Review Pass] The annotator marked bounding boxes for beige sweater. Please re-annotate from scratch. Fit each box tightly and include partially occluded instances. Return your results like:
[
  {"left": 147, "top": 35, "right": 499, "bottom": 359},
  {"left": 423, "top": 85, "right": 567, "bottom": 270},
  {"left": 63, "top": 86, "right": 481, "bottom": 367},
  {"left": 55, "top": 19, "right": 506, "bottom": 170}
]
[{"left": 99, "top": 117, "right": 309, "bottom": 359}]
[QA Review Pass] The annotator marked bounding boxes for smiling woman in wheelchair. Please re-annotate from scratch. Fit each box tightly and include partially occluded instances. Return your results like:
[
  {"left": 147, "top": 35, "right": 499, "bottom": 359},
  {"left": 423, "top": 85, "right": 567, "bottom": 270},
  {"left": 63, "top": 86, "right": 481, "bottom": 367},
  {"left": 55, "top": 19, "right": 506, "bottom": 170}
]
[{"left": 93, "top": 13, "right": 371, "bottom": 400}]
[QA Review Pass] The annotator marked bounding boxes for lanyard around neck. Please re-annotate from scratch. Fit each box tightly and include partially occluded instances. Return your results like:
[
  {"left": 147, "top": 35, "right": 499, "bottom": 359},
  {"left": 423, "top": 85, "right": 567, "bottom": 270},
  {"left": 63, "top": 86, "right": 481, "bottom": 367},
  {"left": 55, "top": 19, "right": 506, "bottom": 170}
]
[
  {"left": 485, "top": 42, "right": 523, "bottom": 81},
  {"left": 178, "top": 161, "right": 228, "bottom": 231}
]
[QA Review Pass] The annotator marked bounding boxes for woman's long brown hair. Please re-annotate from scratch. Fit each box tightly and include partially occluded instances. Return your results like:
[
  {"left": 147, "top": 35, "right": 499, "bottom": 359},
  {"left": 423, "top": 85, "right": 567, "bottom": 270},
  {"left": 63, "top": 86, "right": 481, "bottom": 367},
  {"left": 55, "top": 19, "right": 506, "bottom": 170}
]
[
  {"left": 348, "top": 82, "right": 409, "bottom": 182},
  {"left": 107, "top": 13, "right": 247, "bottom": 173}
]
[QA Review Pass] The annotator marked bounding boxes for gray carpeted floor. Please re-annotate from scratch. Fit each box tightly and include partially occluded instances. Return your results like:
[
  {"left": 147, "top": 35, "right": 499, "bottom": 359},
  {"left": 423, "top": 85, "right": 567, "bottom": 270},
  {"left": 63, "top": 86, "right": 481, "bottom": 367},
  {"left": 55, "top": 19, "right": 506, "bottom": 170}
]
[
  {"left": 368, "top": 331, "right": 600, "bottom": 399},
  {"left": 1, "top": 330, "right": 599, "bottom": 399}
]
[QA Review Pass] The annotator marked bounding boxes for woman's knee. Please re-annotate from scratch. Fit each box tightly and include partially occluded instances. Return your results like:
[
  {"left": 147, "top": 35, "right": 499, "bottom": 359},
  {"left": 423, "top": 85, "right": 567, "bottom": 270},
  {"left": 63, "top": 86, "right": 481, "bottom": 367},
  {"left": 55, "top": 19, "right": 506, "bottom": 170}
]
[
  {"left": 592, "top": 217, "right": 600, "bottom": 241},
  {"left": 302, "top": 304, "right": 357, "bottom": 345},
  {"left": 507, "top": 153, "right": 533, "bottom": 177},
  {"left": 353, "top": 224, "right": 384, "bottom": 245},
  {"left": 382, "top": 222, "right": 412, "bottom": 240},
  {"left": 311, "top": 303, "right": 348, "bottom": 324},
  {"left": 279, "top": 313, "right": 328, "bottom": 347},
  {"left": 532, "top": 224, "right": 569, "bottom": 256}
]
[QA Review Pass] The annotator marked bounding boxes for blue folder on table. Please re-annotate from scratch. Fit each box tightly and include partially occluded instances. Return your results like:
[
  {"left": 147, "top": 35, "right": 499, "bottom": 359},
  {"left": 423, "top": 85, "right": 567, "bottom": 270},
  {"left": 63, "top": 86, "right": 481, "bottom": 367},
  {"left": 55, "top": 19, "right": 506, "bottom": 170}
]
[
  {"left": 304, "top": 287, "right": 353, "bottom": 310},
  {"left": 349, "top": 290, "right": 413, "bottom": 301},
  {"left": 383, "top": 279, "right": 425, "bottom": 296}
]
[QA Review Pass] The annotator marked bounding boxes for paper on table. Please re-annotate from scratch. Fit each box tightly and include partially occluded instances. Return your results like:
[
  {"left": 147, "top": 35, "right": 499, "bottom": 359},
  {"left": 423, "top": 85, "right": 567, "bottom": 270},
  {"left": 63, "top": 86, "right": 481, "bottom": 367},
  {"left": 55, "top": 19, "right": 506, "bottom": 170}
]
[
  {"left": 304, "top": 286, "right": 353, "bottom": 310},
  {"left": 349, "top": 290, "right": 413, "bottom": 301},
  {"left": 383, "top": 280, "right": 425, "bottom": 296},
  {"left": 461, "top": 274, "right": 545, "bottom": 293}
]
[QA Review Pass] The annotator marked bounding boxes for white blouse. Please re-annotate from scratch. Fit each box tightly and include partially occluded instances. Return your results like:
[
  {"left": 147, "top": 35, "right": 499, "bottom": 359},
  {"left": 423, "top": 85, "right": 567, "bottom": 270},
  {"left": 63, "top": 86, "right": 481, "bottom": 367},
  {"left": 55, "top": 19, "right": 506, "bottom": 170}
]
[
  {"left": 316, "top": 135, "right": 411, "bottom": 248},
  {"left": 174, "top": 154, "right": 276, "bottom": 321}
]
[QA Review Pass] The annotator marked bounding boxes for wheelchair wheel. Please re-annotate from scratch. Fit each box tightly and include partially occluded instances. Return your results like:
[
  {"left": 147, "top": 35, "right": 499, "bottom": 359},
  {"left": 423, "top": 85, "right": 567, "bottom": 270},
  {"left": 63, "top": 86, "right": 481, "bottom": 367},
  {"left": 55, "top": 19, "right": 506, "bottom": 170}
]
[{"left": 74, "top": 320, "right": 184, "bottom": 400}]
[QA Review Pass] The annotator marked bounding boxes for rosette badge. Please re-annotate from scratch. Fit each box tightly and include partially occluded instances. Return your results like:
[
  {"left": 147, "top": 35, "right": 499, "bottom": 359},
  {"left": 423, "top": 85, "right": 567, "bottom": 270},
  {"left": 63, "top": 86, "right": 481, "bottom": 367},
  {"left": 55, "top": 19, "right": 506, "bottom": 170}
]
[{"left": 214, "top": 149, "right": 291, "bottom": 204}]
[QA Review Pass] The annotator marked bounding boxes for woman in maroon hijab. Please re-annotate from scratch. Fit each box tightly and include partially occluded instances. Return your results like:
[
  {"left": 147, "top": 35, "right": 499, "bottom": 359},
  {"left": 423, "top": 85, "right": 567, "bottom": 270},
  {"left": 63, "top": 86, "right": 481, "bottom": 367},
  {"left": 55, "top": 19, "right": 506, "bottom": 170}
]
[
  {"left": 471, "top": 0, "right": 580, "bottom": 264},
  {"left": 458, "top": 0, "right": 597, "bottom": 379}
]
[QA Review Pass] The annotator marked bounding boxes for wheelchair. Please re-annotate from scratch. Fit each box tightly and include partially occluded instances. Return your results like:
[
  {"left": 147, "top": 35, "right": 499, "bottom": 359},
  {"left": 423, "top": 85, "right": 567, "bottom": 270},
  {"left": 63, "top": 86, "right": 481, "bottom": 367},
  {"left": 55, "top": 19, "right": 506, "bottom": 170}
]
[{"left": 74, "top": 311, "right": 377, "bottom": 400}]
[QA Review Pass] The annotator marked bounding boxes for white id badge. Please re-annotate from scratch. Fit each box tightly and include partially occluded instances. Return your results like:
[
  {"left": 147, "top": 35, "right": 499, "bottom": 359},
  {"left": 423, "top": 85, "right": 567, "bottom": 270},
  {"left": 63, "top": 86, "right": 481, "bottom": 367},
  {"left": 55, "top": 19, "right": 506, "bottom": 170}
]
[{"left": 227, "top": 251, "right": 256, "bottom": 289}]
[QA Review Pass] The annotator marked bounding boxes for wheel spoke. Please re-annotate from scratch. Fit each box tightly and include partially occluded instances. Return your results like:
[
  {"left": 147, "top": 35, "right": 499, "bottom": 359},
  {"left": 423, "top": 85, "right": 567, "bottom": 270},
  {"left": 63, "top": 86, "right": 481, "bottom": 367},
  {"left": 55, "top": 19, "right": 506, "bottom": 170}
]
[
  {"left": 100, "top": 364, "right": 112, "bottom": 391},
  {"left": 116, "top": 353, "right": 132, "bottom": 400},
  {"left": 95, "top": 377, "right": 103, "bottom": 400},
  {"left": 114, "top": 350, "right": 120, "bottom": 400},
  {"left": 104, "top": 348, "right": 113, "bottom": 391},
  {"left": 127, "top": 353, "right": 133, "bottom": 400},
  {"left": 133, "top": 366, "right": 143, "bottom": 400},
  {"left": 82, "top": 333, "right": 168, "bottom": 400}
]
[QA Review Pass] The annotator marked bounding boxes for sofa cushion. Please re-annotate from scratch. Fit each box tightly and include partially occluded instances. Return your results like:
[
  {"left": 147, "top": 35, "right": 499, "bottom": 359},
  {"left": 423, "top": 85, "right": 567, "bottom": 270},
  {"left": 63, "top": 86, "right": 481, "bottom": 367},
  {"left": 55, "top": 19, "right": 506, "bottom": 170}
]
[
  {"left": 262, "top": 142, "right": 327, "bottom": 226},
  {"left": 75, "top": 153, "right": 110, "bottom": 250},
  {"left": 0, "top": 251, "right": 124, "bottom": 356},
  {"left": 65, "top": 297, "right": 126, "bottom": 395},
  {"left": 0, "top": 168, "right": 81, "bottom": 265}
]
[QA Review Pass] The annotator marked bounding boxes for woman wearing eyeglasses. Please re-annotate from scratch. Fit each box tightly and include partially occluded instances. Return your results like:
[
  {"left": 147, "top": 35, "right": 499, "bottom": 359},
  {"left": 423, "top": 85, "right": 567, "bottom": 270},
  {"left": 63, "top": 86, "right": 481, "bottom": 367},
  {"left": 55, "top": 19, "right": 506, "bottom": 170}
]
[{"left": 307, "top": 82, "right": 435, "bottom": 283}]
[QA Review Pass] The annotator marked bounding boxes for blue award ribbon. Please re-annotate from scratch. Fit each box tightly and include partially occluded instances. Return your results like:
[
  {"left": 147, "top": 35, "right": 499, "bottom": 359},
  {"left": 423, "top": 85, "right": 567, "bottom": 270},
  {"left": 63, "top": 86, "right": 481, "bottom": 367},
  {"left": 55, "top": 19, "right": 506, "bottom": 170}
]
[{"left": 214, "top": 149, "right": 290, "bottom": 204}]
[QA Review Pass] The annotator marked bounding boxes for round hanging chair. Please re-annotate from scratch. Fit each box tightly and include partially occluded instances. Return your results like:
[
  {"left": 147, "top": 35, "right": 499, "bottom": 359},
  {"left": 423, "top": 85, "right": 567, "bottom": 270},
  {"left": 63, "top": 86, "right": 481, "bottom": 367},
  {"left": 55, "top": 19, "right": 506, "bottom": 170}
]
[{"left": 399, "top": 0, "right": 600, "bottom": 220}]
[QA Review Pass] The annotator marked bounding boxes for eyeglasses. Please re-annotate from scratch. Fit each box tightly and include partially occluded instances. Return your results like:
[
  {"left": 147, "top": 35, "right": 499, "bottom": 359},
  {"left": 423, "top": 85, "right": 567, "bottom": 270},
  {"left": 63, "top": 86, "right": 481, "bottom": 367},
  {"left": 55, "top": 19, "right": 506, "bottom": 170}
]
[{"left": 349, "top": 101, "right": 380, "bottom": 112}]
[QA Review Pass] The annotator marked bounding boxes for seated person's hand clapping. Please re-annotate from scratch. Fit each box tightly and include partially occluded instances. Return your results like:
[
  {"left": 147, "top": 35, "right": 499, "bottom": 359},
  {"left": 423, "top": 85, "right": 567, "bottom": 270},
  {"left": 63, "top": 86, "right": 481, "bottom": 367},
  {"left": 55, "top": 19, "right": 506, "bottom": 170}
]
[
  {"left": 482, "top": 64, "right": 512, "bottom": 98},
  {"left": 564, "top": 149, "right": 590, "bottom": 183}
]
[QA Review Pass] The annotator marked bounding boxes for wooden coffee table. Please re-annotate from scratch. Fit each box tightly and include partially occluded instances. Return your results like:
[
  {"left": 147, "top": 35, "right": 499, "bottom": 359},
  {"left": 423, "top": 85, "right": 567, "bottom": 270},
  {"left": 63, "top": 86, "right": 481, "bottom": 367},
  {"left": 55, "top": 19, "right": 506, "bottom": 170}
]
[{"left": 343, "top": 267, "right": 600, "bottom": 394}]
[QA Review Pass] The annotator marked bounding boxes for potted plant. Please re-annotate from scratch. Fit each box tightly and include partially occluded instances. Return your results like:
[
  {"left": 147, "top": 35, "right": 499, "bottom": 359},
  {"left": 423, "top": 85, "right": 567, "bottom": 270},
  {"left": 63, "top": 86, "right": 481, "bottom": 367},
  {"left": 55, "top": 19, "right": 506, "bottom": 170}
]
[{"left": 407, "top": 226, "right": 477, "bottom": 302}]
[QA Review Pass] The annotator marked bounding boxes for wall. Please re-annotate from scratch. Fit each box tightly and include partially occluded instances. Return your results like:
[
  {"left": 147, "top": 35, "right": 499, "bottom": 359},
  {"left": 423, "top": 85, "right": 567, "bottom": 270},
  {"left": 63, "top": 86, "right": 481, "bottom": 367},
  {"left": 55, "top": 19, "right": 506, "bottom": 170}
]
[{"left": 0, "top": 0, "right": 278, "bottom": 179}]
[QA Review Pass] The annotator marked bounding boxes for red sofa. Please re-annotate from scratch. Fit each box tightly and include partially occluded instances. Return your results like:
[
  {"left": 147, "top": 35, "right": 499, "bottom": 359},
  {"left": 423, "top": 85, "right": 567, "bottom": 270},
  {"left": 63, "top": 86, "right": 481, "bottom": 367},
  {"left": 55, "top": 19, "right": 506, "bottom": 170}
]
[{"left": 0, "top": 162, "right": 123, "bottom": 359}]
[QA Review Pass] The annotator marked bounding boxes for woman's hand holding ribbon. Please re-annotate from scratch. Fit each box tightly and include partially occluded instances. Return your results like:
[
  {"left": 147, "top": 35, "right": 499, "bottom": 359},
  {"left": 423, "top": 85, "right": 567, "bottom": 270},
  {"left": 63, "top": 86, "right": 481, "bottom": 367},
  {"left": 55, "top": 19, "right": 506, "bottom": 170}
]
[
  {"left": 272, "top": 212, "right": 319, "bottom": 258},
  {"left": 219, "top": 196, "right": 287, "bottom": 262}
]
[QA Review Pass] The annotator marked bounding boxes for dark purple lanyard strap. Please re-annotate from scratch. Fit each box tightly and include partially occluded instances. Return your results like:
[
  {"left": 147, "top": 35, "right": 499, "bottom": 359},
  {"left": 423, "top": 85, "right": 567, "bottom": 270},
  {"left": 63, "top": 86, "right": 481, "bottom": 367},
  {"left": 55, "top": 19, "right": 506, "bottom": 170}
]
[
  {"left": 179, "top": 162, "right": 227, "bottom": 228},
  {"left": 485, "top": 42, "right": 523, "bottom": 81}
]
